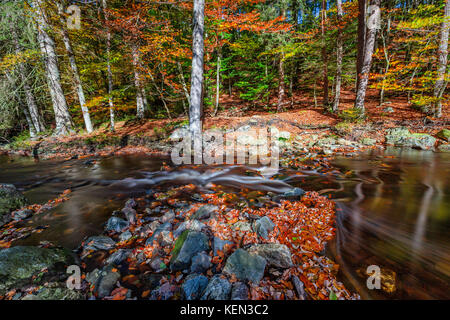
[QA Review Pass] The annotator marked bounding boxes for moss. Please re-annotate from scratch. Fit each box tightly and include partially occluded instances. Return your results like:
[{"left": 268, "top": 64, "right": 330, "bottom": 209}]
[{"left": 170, "top": 230, "right": 189, "bottom": 263}]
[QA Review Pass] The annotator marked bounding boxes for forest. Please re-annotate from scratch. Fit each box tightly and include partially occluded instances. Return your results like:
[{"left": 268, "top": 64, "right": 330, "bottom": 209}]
[{"left": 0, "top": 0, "right": 449, "bottom": 303}]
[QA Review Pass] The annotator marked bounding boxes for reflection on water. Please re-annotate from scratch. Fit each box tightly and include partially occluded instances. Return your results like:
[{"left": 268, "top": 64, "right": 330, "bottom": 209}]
[{"left": 0, "top": 147, "right": 449, "bottom": 299}]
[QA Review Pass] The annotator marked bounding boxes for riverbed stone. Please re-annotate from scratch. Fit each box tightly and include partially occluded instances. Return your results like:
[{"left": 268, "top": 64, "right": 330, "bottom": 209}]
[
  {"left": 190, "top": 204, "right": 218, "bottom": 220},
  {"left": 438, "top": 143, "right": 450, "bottom": 152},
  {"left": 105, "top": 249, "right": 132, "bottom": 265},
  {"left": 231, "top": 282, "right": 249, "bottom": 300},
  {"left": 170, "top": 231, "right": 210, "bottom": 271},
  {"left": 173, "top": 220, "right": 205, "bottom": 238},
  {"left": 248, "top": 244, "right": 293, "bottom": 268},
  {"left": 92, "top": 265, "right": 121, "bottom": 298},
  {"left": 21, "top": 283, "right": 85, "bottom": 300},
  {"left": 201, "top": 275, "right": 231, "bottom": 300},
  {"left": 105, "top": 216, "right": 129, "bottom": 233},
  {"left": 83, "top": 236, "right": 115, "bottom": 251},
  {"left": 436, "top": 129, "right": 450, "bottom": 142},
  {"left": 213, "top": 237, "right": 234, "bottom": 256},
  {"left": 119, "top": 230, "right": 133, "bottom": 242},
  {"left": 145, "top": 222, "right": 172, "bottom": 245},
  {"left": 190, "top": 251, "right": 212, "bottom": 273},
  {"left": 0, "top": 246, "right": 73, "bottom": 294},
  {"left": 253, "top": 216, "right": 275, "bottom": 239},
  {"left": 122, "top": 207, "right": 137, "bottom": 225},
  {"left": 223, "top": 249, "right": 266, "bottom": 284},
  {"left": 182, "top": 274, "right": 209, "bottom": 300},
  {"left": 386, "top": 127, "right": 437, "bottom": 150},
  {"left": 12, "top": 209, "right": 33, "bottom": 221}
]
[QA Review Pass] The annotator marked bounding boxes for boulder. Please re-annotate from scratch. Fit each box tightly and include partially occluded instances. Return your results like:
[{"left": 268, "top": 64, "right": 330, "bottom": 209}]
[
  {"left": 248, "top": 244, "right": 293, "bottom": 268},
  {"left": 190, "top": 204, "right": 218, "bottom": 220},
  {"left": 213, "top": 237, "right": 233, "bottom": 256},
  {"left": 436, "top": 129, "right": 450, "bottom": 142},
  {"left": 170, "top": 231, "right": 210, "bottom": 271},
  {"left": 88, "top": 265, "right": 120, "bottom": 298},
  {"left": 190, "top": 252, "right": 212, "bottom": 273},
  {"left": 253, "top": 216, "right": 275, "bottom": 239},
  {"left": 182, "top": 274, "right": 209, "bottom": 300},
  {"left": 22, "top": 283, "right": 84, "bottom": 300},
  {"left": 145, "top": 222, "right": 172, "bottom": 246},
  {"left": 0, "top": 246, "right": 73, "bottom": 294},
  {"left": 173, "top": 220, "right": 205, "bottom": 238},
  {"left": 201, "top": 275, "right": 231, "bottom": 300},
  {"left": 0, "top": 184, "right": 27, "bottom": 226},
  {"left": 119, "top": 230, "right": 132, "bottom": 242},
  {"left": 83, "top": 236, "right": 115, "bottom": 251},
  {"left": 122, "top": 207, "right": 137, "bottom": 225},
  {"left": 223, "top": 249, "right": 266, "bottom": 284},
  {"left": 105, "top": 249, "right": 131, "bottom": 265},
  {"left": 231, "top": 282, "right": 249, "bottom": 300},
  {"left": 386, "top": 128, "right": 436, "bottom": 150}
]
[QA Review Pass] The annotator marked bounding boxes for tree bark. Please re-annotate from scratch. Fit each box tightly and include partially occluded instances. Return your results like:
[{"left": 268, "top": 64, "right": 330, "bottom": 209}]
[
  {"left": 354, "top": 0, "right": 381, "bottom": 114},
  {"left": 333, "top": 0, "right": 344, "bottom": 112},
  {"left": 277, "top": 53, "right": 286, "bottom": 112},
  {"left": 101, "top": 0, "right": 115, "bottom": 131},
  {"left": 321, "top": 0, "right": 329, "bottom": 107},
  {"left": 177, "top": 62, "right": 190, "bottom": 114},
  {"left": 356, "top": 0, "right": 367, "bottom": 91},
  {"left": 189, "top": 0, "right": 205, "bottom": 143},
  {"left": 432, "top": 0, "right": 449, "bottom": 118},
  {"left": 213, "top": 52, "right": 221, "bottom": 116},
  {"left": 57, "top": 2, "right": 93, "bottom": 133},
  {"left": 33, "top": 0, "right": 73, "bottom": 135},
  {"left": 131, "top": 44, "right": 146, "bottom": 119}
]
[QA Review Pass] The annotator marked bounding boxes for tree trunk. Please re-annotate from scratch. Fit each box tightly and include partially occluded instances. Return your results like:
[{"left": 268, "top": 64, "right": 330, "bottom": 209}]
[
  {"left": 355, "top": 0, "right": 381, "bottom": 114},
  {"left": 433, "top": 0, "right": 449, "bottom": 118},
  {"left": 131, "top": 44, "right": 146, "bottom": 119},
  {"left": 102, "top": 0, "right": 115, "bottom": 131},
  {"left": 277, "top": 53, "right": 286, "bottom": 112},
  {"left": 177, "top": 62, "right": 190, "bottom": 114},
  {"left": 333, "top": 0, "right": 344, "bottom": 112},
  {"left": 356, "top": 0, "right": 367, "bottom": 91},
  {"left": 214, "top": 52, "right": 221, "bottom": 116},
  {"left": 321, "top": 0, "right": 329, "bottom": 107},
  {"left": 33, "top": 0, "right": 73, "bottom": 135},
  {"left": 57, "top": 3, "right": 93, "bottom": 133},
  {"left": 189, "top": 0, "right": 205, "bottom": 144},
  {"left": 10, "top": 18, "right": 44, "bottom": 135}
]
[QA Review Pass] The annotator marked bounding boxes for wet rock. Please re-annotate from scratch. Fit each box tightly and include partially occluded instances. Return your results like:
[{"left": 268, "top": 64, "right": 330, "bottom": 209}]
[
  {"left": 360, "top": 137, "right": 376, "bottom": 146},
  {"left": 22, "top": 283, "right": 84, "bottom": 300},
  {"left": 12, "top": 209, "right": 33, "bottom": 221},
  {"left": 223, "top": 249, "right": 266, "bottom": 284},
  {"left": 190, "top": 252, "right": 212, "bottom": 273},
  {"left": 122, "top": 207, "right": 137, "bottom": 225},
  {"left": 190, "top": 204, "right": 218, "bottom": 220},
  {"left": 0, "top": 184, "right": 27, "bottom": 225},
  {"left": 160, "top": 210, "right": 175, "bottom": 223},
  {"left": 0, "top": 246, "right": 73, "bottom": 294},
  {"left": 150, "top": 281, "right": 177, "bottom": 300},
  {"left": 231, "top": 282, "right": 249, "bottom": 300},
  {"left": 182, "top": 274, "right": 209, "bottom": 300},
  {"left": 83, "top": 236, "right": 115, "bottom": 251},
  {"left": 201, "top": 275, "right": 231, "bottom": 300},
  {"left": 170, "top": 231, "right": 210, "bottom": 272},
  {"left": 89, "top": 265, "right": 121, "bottom": 298},
  {"left": 145, "top": 222, "right": 172, "bottom": 246},
  {"left": 105, "top": 216, "right": 129, "bottom": 233},
  {"left": 124, "top": 198, "right": 137, "bottom": 209},
  {"left": 438, "top": 144, "right": 450, "bottom": 152},
  {"left": 213, "top": 237, "right": 233, "bottom": 256},
  {"left": 150, "top": 257, "right": 167, "bottom": 272},
  {"left": 232, "top": 221, "right": 252, "bottom": 232},
  {"left": 157, "top": 230, "right": 174, "bottom": 247},
  {"left": 248, "top": 244, "right": 293, "bottom": 268},
  {"left": 119, "top": 230, "right": 133, "bottom": 242},
  {"left": 386, "top": 127, "right": 436, "bottom": 150},
  {"left": 292, "top": 276, "right": 306, "bottom": 300},
  {"left": 276, "top": 187, "right": 306, "bottom": 201},
  {"left": 105, "top": 249, "right": 132, "bottom": 265},
  {"left": 173, "top": 220, "right": 205, "bottom": 238},
  {"left": 140, "top": 273, "right": 163, "bottom": 291},
  {"left": 253, "top": 216, "right": 275, "bottom": 239},
  {"left": 437, "top": 129, "right": 450, "bottom": 142}
]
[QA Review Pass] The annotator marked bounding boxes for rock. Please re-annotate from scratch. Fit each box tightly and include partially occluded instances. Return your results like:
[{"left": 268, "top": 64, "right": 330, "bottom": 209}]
[
  {"left": 119, "top": 230, "right": 132, "bottom": 242},
  {"left": 213, "top": 237, "right": 233, "bottom": 256},
  {"left": 22, "top": 283, "right": 84, "bottom": 300},
  {"left": 383, "top": 107, "right": 394, "bottom": 113},
  {"left": 437, "top": 129, "right": 450, "bottom": 142},
  {"left": 94, "top": 265, "right": 121, "bottom": 298},
  {"left": 105, "top": 249, "right": 131, "bottom": 265},
  {"left": 124, "top": 198, "right": 137, "bottom": 209},
  {"left": 223, "top": 249, "right": 266, "bottom": 284},
  {"left": 160, "top": 210, "right": 175, "bottom": 223},
  {"left": 292, "top": 275, "right": 306, "bottom": 300},
  {"left": 83, "top": 236, "right": 115, "bottom": 251},
  {"left": 231, "top": 282, "right": 249, "bottom": 300},
  {"left": 173, "top": 220, "right": 205, "bottom": 238},
  {"left": 253, "top": 216, "right": 275, "bottom": 239},
  {"left": 12, "top": 209, "right": 33, "bottom": 221},
  {"left": 150, "top": 257, "right": 167, "bottom": 272},
  {"left": 201, "top": 275, "right": 231, "bottom": 300},
  {"left": 150, "top": 281, "right": 177, "bottom": 300},
  {"left": 157, "top": 230, "right": 173, "bottom": 247},
  {"left": 438, "top": 144, "right": 450, "bottom": 152},
  {"left": 0, "top": 246, "right": 73, "bottom": 294},
  {"left": 122, "top": 207, "right": 137, "bottom": 225},
  {"left": 105, "top": 216, "right": 129, "bottom": 233},
  {"left": 190, "top": 252, "right": 212, "bottom": 273},
  {"left": 145, "top": 222, "right": 172, "bottom": 246},
  {"left": 386, "top": 127, "right": 437, "bottom": 150},
  {"left": 248, "top": 244, "right": 293, "bottom": 268},
  {"left": 360, "top": 137, "right": 376, "bottom": 146},
  {"left": 140, "top": 273, "right": 163, "bottom": 291},
  {"left": 232, "top": 221, "right": 252, "bottom": 232},
  {"left": 190, "top": 204, "right": 218, "bottom": 220},
  {"left": 169, "top": 126, "right": 189, "bottom": 141},
  {"left": 0, "top": 184, "right": 27, "bottom": 226},
  {"left": 182, "top": 274, "right": 209, "bottom": 300},
  {"left": 170, "top": 231, "right": 210, "bottom": 271},
  {"left": 275, "top": 187, "right": 306, "bottom": 201}
]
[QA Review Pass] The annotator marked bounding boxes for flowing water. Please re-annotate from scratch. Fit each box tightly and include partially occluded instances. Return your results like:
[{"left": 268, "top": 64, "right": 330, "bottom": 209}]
[{"left": 0, "top": 147, "right": 449, "bottom": 299}]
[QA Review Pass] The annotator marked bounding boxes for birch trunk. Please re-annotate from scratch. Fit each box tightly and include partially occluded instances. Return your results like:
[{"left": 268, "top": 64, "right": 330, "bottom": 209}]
[
  {"left": 33, "top": 0, "right": 72, "bottom": 135},
  {"left": 433, "top": 0, "right": 449, "bottom": 118},
  {"left": 333, "top": 0, "right": 344, "bottom": 112},
  {"left": 277, "top": 53, "right": 285, "bottom": 112},
  {"left": 213, "top": 52, "right": 221, "bottom": 116},
  {"left": 57, "top": 3, "right": 93, "bottom": 133},
  {"left": 102, "top": 0, "right": 115, "bottom": 131},
  {"left": 131, "top": 44, "right": 146, "bottom": 119},
  {"left": 189, "top": 0, "right": 205, "bottom": 145},
  {"left": 354, "top": 0, "right": 381, "bottom": 114},
  {"left": 321, "top": 0, "right": 329, "bottom": 107},
  {"left": 356, "top": 0, "right": 367, "bottom": 91},
  {"left": 177, "top": 62, "right": 190, "bottom": 114}
]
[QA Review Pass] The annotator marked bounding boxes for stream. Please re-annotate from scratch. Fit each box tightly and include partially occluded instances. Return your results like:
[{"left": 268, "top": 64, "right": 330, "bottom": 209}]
[{"left": 0, "top": 147, "right": 449, "bottom": 299}]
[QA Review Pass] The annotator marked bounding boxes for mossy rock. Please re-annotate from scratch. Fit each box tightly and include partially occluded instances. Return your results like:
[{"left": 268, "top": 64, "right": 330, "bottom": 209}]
[
  {"left": 22, "top": 283, "right": 85, "bottom": 300},
  {"left": 0, "top": 184, "right": 27, "bottom": 222},
  {"left": 436, "top": 129, "right": 450, "bottom": 142}
]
